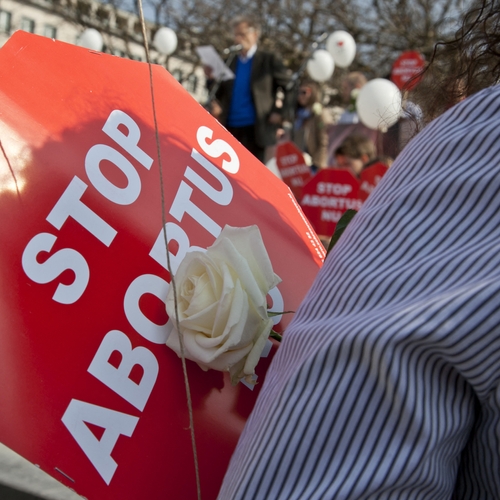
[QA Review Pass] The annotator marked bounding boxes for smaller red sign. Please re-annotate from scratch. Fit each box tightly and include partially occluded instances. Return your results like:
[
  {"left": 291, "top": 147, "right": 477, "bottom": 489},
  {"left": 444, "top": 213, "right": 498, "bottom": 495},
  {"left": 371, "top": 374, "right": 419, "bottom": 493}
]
[
  {"left": 359, "top": 162, "right": 389, "bottom": 201},
  {"left": 391, "top": 51, "right": 425, "bottom": 90},
  {"left": 276, "top": 141, "right": 313, "bottom": 200},
  {"left": 300, "top": 169, "right": 362, "bottom": 236}
]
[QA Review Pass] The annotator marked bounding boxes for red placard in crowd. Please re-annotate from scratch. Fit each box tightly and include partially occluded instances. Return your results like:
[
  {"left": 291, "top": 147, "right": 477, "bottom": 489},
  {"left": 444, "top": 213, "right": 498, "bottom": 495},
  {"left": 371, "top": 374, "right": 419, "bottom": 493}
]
[
  {"left": 275, "top": 141, "right": 313, "bottom": 200},
  {"left": 300, "top": 169, "right": 363, "bottom": 237},
  {"left": 390, "top": 50, "right": 425, "bottom": 90},
  {"left": 359, "top": 162, "right": 389, "bottom": 201},
  {"left": 0, "top": 32, "right": 325, "bottom": 500}
]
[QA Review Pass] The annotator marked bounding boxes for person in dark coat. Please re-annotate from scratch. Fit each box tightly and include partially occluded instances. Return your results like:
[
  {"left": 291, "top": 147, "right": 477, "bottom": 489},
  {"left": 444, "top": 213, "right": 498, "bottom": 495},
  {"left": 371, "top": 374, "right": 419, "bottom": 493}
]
[{"left": 207, "top": 15, "right": 291, "bottom": 163}]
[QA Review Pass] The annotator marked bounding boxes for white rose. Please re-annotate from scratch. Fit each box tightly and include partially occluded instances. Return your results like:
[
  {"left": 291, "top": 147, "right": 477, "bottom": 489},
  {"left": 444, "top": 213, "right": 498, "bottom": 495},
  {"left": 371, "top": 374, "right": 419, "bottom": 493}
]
[
  {"left": 350, "top": 88, "right": 360, "bottom": 100},
  {"left": 165, "top": 225, "right": 281, "bottom": 385},
  {"left": 311, "top": 102, "right": 323, "bottom": 115}
]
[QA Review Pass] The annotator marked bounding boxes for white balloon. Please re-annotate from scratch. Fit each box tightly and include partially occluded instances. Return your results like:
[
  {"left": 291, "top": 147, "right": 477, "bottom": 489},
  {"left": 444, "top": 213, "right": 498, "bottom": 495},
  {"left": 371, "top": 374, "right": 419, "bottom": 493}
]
[
  {"left": 153, "top": 27, "right": 178, "bottom": 55},
  {"left": 356, "top": 78, "right": 402, "bottom": 131},
  {"left": 78, "top": 28, "right": 103, "bottom": 52},
  {"left": 326, "top": 31, "right": 356, "bottom": 68},
  {"left": 306, "top": 50, "right": 335, "bottom": 82}
]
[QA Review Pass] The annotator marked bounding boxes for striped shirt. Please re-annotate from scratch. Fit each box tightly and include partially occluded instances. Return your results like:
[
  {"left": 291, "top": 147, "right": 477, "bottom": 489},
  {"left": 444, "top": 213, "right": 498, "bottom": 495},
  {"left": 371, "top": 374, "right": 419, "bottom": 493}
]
[{"left": 219, "top": 84, "right": 500, "bottom": 499}]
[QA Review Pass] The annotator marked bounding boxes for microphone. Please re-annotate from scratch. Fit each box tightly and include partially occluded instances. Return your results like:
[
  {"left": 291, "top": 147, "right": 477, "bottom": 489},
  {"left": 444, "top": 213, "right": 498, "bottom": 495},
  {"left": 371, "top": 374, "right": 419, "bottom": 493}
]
[
  {"left": 311, "top": 32, "right": 329, "bottom": 50},
  {"left": 316, "top": 32, "right": 329, "bottom": 44},
  {"left": 223, "top": 44, "right": 243, "bottom": 54}
]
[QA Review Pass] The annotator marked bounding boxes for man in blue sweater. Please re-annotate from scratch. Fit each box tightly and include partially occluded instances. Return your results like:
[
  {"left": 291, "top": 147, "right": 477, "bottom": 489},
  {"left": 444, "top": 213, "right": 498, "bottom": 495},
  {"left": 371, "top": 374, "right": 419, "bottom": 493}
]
[{"left": 209, "top": 16, "right": 291, "bottom": 163}]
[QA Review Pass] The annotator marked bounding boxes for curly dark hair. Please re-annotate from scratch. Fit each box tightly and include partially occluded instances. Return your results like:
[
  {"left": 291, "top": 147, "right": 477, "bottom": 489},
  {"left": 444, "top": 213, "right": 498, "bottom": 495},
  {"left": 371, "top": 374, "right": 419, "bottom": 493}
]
[{"left": 409, "top": 0, "right": 500, "bottom": 125}]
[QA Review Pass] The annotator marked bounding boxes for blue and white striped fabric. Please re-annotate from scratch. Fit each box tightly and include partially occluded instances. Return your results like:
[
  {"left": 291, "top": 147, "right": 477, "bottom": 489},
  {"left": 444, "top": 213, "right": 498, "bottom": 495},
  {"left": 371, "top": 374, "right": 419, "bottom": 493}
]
[{"left": 219, "top": 84, "right": 500, "bottom": 499}]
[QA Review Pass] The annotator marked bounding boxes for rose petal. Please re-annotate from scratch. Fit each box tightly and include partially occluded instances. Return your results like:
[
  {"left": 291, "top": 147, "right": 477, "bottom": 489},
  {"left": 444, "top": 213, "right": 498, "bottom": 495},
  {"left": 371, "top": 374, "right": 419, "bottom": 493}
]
[
  {"left": 211, "top": 262, "right": 238, "bottom": 339},
  {"left": 218, "top": 280, "right": 254, "bottom": 348},
  {"left": 202, "top": 256, "right": 224, "bottom": 299},
  {"left": 190, "top": 287, "right": 244, "bottom": 348},
  {"left": 183, "top": 272, "right": 216, "bottom": 318},
  {"left": 216, "top": 226, "right": 282, "bottom": 292},
  {"left": 226, "top": 317, "right": 273, "bottom": 384},
  {"left": 242, "top": 317, "right": 274, "bottom": 375},
  {"left": 165, "top": 251, "right": 207, "bottom": 320},
  {"left": 190, "top": 282, "right": 270, "bottom": 369},
  {"left": 222, "top": 284, "right": 268, "bottom": 349},
  {"left": 202, "top": 344, "right": 253, "bottom": 372},
  {"left": 180, "top": 301, "right": 219, "bottom": 335},
  {"left": 210, "top": 237, "right": 269, "bottom": 311},
  {"left": 166, "top": 252, "right": 220, "bottom": 320},
  {"left": 187, "top": 280, "right": 261, "bottom": 356},
  {"left": 229, "top": 358, "right": 246, "bottom": 385},
  {"left": 183, "top": 329, "right": 253, "bottom": 368}
]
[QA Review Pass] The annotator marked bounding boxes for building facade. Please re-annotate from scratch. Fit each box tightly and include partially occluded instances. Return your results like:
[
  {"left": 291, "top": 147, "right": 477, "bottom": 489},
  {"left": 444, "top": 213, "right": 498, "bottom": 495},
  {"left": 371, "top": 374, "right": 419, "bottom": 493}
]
[{"left": 0, "top": 0, "right": 208, "bottom": 102}]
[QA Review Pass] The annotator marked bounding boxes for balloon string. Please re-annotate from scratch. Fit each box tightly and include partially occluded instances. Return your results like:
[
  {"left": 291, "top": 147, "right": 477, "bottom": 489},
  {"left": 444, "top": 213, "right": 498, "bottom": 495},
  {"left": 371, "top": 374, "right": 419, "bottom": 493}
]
[{"left": 135, "top": 6, "right": 201, "bottom": 500}]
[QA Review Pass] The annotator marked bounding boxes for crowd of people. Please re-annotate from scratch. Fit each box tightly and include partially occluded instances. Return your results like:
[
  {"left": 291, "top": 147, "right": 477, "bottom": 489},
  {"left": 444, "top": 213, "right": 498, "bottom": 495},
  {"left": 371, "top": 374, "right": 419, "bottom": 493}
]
[
  {"left": 204, "top": 15, "right": 397, "bottom": 178},
  {"left": 213, "top": 0, "right": 500, "bottom": 498},
  {"left": 204, "top": 15, "right": 290, "bottom": 164}
]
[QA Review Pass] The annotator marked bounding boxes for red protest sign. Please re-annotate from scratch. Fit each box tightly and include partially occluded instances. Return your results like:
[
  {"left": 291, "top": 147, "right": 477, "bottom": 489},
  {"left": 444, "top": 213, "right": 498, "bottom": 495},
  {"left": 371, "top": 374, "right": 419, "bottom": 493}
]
[
  {"left": 275, "top": 141, "right": 313, "bottom": 200},
  {"left": 0, "top": 32, "right": 325, "bottom": 500},
  {"left": 390, "top": 50, "right": 425, "bottom": 90},
  {"left": 300, "top": 169, "right": 362, "bottom": 236},
  {"left": 359, "top": 162, "right": 389, "bottom": 201}
]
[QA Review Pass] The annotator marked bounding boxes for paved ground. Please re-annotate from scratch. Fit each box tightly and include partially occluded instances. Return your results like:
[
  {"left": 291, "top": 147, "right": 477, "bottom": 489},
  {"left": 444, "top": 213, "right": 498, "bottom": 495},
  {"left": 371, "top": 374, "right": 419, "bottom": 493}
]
[{"left": 0, "top": 444, "right": 82, "bottom": 500}]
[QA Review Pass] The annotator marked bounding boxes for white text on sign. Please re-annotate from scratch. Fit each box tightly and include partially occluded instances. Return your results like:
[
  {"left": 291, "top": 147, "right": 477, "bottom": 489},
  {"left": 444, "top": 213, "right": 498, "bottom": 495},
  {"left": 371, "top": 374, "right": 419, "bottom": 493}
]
[{"left": 21, "top": 111, "right": 283, "bottom": 485}]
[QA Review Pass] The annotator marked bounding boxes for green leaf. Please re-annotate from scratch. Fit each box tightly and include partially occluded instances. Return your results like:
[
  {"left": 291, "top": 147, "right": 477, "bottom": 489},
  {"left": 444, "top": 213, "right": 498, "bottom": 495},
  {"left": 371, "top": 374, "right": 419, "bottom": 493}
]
[
  {"left": 270, "top": 330, "right": 282, "bottom": 342},
  {"left": 326, "top": 209, "right": 357, "bottom": 255},
  {"left": 267, "top": 310, "right": 295, "bottom": 317}
]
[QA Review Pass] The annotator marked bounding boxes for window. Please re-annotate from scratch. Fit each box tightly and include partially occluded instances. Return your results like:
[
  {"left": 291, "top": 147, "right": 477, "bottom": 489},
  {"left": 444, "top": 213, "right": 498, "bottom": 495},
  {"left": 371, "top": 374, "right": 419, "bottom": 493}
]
[
  {"left": 43, "top": 24, "right": 57, "bottom": 39},
  {"left": 111, "top": 48, "right": 125, "bottom": 57},
  {"left": 76, "top": 0, "right": 91, "bottom": 17},
  {"left": 20, "top": 17, "right": 35, "bottom": 33},
  {"left": 0, "top": 10, "right": 12, "bottom": 34},
  {"left": 171, "top": 69, "right": 182, "bottom": 82},
  {"left": 96, "top": 7, "right": 110, "bottom": 26},
  {"left": 186, "top": 74, "right": 198, "bottom": 93},
  {"left": 116, "top": 16, "right": 128, "bottom": 30}
]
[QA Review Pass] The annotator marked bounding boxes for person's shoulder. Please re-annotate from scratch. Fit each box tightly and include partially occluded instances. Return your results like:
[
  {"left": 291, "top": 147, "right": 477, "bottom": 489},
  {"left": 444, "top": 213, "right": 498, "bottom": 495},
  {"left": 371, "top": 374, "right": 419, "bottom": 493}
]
[
  {"left": 458, "top": 83, "right": 500, "bottom": 113},
  {"left": 394, "top": 83, "right": 500, "bottom": 180},
  {"left": 474, "top": 83, "right": 500, "bottom": 99},
  {"left": 255, "top": 46, "right": 273, "bottom": 55},
  {"left": 411, "top": 83, "right": 500, "bottom": 144},
  {"left": 255, "top": 48, "right": 282, "bottom": 61},
  {"left": 254, "top": 48, "right": 271, "bottom": 58}
]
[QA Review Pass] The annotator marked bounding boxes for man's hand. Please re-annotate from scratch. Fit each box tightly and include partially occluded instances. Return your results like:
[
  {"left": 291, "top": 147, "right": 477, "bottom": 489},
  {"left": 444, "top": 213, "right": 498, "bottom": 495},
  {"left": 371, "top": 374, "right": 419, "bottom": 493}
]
[
  {"left": 203, "top": 65, "right": 214, "bottom": 79},
  {"left": 209, "top": 100, "right": 222, "bottom": 119}
]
